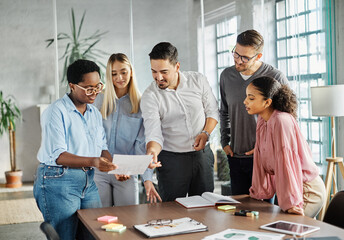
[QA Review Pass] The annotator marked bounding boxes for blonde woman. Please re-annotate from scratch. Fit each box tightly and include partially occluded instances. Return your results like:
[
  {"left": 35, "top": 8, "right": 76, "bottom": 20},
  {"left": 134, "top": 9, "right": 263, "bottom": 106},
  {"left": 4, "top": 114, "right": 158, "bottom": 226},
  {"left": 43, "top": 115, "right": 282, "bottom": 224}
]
[{"left": 94, "top": 53, "right": 159, "bottom": 206}]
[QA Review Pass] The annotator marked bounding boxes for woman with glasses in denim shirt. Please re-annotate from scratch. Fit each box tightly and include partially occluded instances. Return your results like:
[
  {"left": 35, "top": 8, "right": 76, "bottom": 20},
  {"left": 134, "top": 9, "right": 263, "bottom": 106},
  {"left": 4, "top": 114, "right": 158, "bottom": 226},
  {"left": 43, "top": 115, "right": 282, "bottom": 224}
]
[
  {"left": 94, "top": 53, "right": 161, "bottom": 206},
  {"left": 33, "top": 59, "right": 117, "bottom": 240}
]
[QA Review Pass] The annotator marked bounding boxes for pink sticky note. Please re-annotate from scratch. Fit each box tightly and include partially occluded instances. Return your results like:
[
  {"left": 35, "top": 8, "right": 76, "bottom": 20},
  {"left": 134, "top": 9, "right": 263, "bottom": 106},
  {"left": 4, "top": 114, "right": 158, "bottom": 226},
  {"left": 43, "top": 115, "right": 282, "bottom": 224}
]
[{"left": 97, "top": 215, "right": 118, "bottom": 223}]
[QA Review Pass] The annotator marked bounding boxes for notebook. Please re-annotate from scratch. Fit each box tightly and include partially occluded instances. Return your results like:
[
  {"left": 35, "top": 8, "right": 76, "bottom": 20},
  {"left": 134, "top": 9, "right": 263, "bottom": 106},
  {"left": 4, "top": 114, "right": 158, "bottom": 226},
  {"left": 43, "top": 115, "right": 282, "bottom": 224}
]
[
  {"left": 175, "top": 192, "right": 240, "bottom": 208},
  {"left": 133, "top": 217, "right": 208, "bottom": 238}
]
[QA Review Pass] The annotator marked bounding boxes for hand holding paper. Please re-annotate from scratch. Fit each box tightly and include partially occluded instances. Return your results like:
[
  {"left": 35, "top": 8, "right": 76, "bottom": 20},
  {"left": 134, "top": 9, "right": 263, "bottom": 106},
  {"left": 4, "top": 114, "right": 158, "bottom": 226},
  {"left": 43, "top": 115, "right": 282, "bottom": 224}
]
[
  {"left": 95, "top": 157, "right": 117, "bottom": 172},
  {"left": 146, "top": 141, "right": 162, "bottom": 169}
]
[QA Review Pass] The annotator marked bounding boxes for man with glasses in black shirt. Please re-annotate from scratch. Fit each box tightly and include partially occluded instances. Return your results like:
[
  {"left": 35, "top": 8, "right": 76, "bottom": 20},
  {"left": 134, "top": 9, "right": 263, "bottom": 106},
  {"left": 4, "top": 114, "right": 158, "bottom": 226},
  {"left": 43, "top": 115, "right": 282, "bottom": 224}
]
[{"left": 219, "top": 29, "right": 288, "bottom": 195}]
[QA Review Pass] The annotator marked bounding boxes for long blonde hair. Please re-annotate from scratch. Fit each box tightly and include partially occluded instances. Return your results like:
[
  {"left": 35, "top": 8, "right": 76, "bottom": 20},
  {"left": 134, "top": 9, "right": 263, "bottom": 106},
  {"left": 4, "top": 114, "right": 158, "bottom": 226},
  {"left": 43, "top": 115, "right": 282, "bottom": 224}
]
[{"left": 100, "top": 53, "right": 141, "bottom": 119}]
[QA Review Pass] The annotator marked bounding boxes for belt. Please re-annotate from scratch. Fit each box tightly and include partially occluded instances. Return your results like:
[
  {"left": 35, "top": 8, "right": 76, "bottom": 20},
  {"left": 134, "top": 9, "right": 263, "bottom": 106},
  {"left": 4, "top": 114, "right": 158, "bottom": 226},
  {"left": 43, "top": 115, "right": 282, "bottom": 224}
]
[
  {"left": 44, "top": 164, "right": 93, "bottom": 171},
  {"left": 68, "top": 166, "right": 93, "bottom": 171}
]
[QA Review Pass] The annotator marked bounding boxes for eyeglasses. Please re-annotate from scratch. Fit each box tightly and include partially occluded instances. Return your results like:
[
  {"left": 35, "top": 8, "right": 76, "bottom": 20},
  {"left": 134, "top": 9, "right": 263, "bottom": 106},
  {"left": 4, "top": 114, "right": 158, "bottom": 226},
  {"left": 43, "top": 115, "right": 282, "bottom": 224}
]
[
  {"left": 75, "top": 82, "right": 103, "bottom": 95},
  {"left": 145, "top": 218, "right": 201, "bottom": 228},
  {"left": 145, "top": 219, "right": 173, "bottom": 227},
  {"left": 231, "top": 47, "right": 258, "bottom": 63}
]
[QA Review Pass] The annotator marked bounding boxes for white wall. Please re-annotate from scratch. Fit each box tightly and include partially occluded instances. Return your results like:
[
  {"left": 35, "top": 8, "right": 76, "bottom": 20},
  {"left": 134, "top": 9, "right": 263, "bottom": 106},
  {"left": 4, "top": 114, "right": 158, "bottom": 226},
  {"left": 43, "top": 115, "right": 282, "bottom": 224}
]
[
  {"left": 1, "top": 0, "right": 343, "bottom": 186},
  {"left": 0, "top": 0, "right": 197, "bottom": 183},
  {"left": 0, "top": 0, "right": 55, "bottom": 183}
]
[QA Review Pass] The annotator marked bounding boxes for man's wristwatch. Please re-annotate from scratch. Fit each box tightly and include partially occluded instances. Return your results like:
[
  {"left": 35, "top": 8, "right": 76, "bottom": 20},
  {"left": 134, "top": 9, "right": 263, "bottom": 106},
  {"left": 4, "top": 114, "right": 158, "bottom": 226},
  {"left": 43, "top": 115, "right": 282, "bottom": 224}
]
[{"left": 201, "top": 130, "right": 210, "bottom": 139}]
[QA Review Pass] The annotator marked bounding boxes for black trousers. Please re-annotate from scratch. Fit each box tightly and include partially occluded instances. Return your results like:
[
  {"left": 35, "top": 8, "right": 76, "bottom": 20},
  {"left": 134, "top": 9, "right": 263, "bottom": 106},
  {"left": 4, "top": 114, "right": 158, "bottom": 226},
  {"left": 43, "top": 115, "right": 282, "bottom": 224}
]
[
  {"left": 156, "top": 144, "right": 215, "bottom": 202},
  {"left": 227, "top": 156, "right": 253, "bottom": 195}
]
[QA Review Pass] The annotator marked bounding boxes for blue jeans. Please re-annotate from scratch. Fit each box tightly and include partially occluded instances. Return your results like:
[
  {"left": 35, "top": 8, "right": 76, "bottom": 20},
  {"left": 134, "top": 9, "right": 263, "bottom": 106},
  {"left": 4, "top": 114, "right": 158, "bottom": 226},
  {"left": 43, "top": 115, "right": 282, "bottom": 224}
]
[{"left": 33, "top": 164, "right": 101, "bottom": 240}]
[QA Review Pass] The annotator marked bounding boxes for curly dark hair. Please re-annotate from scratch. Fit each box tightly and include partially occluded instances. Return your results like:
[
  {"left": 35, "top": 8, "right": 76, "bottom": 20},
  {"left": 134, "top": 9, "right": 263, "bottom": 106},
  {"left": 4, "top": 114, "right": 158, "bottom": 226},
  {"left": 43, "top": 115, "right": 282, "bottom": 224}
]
[
  {"left": 250, "top": 76, "right": 298, "bottom": 119},
  {"left": 67, "top": 59, "right": 100, "bottom": 84}
]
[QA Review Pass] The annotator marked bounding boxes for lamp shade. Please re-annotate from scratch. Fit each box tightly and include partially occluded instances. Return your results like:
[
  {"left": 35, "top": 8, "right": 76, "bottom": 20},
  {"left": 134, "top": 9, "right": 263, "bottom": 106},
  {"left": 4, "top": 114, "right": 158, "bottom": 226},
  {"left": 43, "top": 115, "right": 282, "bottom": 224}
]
[{"left": 311, "top": 85, "right": 344, "bottom": 117}]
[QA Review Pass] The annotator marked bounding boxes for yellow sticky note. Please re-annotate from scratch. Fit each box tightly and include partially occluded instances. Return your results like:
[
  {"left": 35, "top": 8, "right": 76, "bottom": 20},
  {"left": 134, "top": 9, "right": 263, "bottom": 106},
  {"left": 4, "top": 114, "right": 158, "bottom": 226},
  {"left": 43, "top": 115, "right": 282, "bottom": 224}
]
[
  {"left": 105, "top": 226, "right": 126, "bottom": 233},
  {"left": 217, "top": 205, "right": 236, "bottom": 211},
  {"left": 101, "top": 223, "right": 123, "bottom": 229}
]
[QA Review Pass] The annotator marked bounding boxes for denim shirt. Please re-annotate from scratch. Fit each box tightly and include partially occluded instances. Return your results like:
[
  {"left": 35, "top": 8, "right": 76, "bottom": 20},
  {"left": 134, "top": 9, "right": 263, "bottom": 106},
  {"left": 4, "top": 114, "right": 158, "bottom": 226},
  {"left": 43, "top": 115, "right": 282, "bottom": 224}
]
[
  {"left": 37, "top": 94, "right": 108, "bottom": 166},
  {"left": 94, "top": 93, "right": 153, "bottom": 181}
]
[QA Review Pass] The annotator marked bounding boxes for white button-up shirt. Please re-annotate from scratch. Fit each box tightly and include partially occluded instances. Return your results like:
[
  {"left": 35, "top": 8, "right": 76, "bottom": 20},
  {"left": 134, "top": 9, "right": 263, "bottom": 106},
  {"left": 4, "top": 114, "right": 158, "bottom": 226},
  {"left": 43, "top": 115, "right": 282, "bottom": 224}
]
[{"left": 141, "top": 71, "right": 219, "bottom": 152}]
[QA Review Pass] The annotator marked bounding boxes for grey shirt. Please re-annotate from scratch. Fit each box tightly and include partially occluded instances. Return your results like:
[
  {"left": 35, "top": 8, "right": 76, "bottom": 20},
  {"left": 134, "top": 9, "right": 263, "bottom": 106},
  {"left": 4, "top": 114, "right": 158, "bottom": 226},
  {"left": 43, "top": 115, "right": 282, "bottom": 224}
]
[{"left": 219, "top": 62, "right": 288, "bottom": 158}]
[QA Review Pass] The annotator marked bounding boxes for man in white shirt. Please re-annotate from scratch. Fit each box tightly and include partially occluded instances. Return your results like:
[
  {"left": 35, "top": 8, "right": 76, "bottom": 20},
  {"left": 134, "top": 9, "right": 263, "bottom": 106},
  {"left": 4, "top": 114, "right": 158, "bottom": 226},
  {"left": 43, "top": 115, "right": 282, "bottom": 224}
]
[{"left": 141, "top": 42, "right": 219, "bottom": 202}]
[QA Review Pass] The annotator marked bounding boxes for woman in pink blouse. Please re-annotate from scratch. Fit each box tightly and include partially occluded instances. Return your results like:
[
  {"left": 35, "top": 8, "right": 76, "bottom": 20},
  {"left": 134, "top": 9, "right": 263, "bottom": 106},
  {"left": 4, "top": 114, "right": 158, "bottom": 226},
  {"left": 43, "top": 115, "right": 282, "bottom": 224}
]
[{"left": 244, "top": 76, "right": 325, "bottom": 217}]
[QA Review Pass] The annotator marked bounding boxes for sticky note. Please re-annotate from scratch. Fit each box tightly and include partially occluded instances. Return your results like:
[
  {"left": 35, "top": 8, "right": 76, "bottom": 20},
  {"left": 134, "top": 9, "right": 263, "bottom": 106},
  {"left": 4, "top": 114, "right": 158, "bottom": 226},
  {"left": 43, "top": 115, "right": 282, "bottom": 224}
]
[
  {"left": 217, "top": 205, "right": 236, "bottom": 211},
  {"left": 105, "top": 226, "right": 126, "bottom": 233},
  {"left": 101, "top": 223, "right": 123, "bottom": 229},
  {"left": 97, "top": 215, "right": 118, "bottom": 223}
]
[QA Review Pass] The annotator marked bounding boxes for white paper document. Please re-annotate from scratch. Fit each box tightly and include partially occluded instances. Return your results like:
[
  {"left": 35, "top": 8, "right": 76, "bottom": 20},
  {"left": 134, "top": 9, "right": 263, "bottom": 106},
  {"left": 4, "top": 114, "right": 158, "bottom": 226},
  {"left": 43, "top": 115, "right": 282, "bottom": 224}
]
[
  {"left": 202, "top": 229, "right": 285, "bottom": 240},
  {"left": 108, "top": 154, "right": 152, "bottom": 175}
]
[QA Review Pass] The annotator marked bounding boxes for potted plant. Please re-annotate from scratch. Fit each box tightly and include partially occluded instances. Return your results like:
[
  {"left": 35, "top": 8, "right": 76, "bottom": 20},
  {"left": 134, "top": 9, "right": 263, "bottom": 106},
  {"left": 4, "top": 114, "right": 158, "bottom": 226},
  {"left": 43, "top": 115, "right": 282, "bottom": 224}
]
[
  {"left": 0, "top": 91, "right": 22, "bottom": 188},
  {"left": 46, "top": 8, "right": 108, "bottom": 83}
]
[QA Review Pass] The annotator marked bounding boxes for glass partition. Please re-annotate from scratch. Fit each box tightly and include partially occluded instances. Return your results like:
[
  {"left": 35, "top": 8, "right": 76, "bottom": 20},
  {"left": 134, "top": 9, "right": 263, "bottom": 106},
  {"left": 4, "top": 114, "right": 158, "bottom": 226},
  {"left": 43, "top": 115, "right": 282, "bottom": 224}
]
[{"left": 198, "top": 0, "right": 334, "bottom": 173}]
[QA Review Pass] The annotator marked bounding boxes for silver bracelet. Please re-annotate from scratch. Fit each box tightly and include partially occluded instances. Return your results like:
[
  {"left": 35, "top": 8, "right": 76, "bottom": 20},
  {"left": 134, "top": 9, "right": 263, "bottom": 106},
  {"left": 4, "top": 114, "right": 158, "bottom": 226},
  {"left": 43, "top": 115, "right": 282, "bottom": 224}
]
[{"left": 201, "top": 130, "right": 210, "bottom": 139}]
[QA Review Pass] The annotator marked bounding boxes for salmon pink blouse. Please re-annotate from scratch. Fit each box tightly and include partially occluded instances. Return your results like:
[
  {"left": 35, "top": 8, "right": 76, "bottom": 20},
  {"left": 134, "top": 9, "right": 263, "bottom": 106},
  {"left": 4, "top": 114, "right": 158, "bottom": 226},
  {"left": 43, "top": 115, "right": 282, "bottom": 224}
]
[{"left": 249, "top": 110, "right": 319, "bottom": 211}]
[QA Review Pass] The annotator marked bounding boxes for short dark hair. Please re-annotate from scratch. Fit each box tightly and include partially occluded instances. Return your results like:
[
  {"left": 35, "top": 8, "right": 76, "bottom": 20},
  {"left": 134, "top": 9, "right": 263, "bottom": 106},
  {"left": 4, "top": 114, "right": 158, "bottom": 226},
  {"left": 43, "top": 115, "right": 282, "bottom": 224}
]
[
  {"left": 237, "top": 29, "right": 264, "bottom": 52},
  {"left": 149, "top": 42, "right": 178, "bottom": 65},
  {"left": 251, "top": 76, "right": 298, "bottom": 119},
  {"left": 67, "top": 59, "right": 100, "bottom": 84}
]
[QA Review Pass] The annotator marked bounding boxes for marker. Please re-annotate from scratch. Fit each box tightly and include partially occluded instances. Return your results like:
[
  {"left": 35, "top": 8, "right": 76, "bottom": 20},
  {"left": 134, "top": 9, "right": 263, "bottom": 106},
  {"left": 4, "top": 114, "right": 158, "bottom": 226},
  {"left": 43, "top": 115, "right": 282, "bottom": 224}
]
[{"left": 234, "top": 210, "right": 259, "bottom": 217}]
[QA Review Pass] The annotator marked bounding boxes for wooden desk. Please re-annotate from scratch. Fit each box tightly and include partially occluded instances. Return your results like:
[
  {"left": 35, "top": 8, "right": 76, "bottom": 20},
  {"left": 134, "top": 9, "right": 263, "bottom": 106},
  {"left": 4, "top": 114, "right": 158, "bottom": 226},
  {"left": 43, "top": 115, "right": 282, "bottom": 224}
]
[{"left": 77, "top": 195, "right": 344, "bottom": 239}]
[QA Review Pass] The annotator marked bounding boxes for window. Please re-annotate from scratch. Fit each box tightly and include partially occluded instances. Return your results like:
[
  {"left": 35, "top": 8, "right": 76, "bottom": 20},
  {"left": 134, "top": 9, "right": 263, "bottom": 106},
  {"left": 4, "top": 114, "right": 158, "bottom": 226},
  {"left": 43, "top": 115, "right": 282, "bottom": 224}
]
[
  {"left": 199, "top": 2, "right": 237, "bottom": 103},
  {"left": 275, "top": 0, "right": 329, "bottom": 164},
  {"left": 200, "top": 16, "right": 237, "bottom": 148},
  {"left": 215, "top": 17, "right": 237, "bottom": 96}
]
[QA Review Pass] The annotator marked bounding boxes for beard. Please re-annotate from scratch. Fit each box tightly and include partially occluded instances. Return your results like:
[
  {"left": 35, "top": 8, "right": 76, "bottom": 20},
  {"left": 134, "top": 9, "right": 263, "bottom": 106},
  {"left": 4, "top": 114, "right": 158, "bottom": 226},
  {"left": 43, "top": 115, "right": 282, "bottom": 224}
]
[
  {"left": 156, "top": 79, "right": 169, "bottom": 89},
  {"left": 235, "top": 62, "right": 250, "bottom": 73},
  {"left": 158, "top": 84, "right": 168, "bottom": 89}
]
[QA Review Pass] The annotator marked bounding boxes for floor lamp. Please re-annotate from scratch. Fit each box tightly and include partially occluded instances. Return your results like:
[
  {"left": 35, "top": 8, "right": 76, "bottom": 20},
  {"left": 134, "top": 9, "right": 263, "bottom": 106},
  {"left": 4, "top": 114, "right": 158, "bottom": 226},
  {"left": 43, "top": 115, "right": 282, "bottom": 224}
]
[{"left": 311, "top": 85, "right": 344, "bottom": 220}]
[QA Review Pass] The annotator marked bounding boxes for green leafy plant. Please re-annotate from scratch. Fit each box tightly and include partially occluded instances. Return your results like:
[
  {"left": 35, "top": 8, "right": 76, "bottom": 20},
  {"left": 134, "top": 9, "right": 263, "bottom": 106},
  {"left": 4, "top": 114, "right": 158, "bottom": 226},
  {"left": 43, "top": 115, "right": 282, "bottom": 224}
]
[
  {"left": 46, "top": 8, "right": 108, "bottom": 83},
  {"left": 0, "top": 91, "right": 21, "bottom": 172},
  {"left": 216, "top": 148, "right": 230, "bottom": 181}
]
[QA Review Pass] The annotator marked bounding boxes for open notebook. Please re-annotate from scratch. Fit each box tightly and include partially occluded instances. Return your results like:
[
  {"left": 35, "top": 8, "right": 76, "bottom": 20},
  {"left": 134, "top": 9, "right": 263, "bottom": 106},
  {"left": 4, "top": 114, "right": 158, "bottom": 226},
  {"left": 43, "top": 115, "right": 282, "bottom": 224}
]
[{"left": 175, "top": 192, "right": 240, "bottom": 208}]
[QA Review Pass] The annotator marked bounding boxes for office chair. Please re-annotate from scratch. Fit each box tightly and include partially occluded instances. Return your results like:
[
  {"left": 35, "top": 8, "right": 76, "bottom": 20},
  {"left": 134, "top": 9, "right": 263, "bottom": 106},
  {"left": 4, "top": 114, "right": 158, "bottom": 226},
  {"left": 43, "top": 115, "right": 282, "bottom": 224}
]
[
  {"left": 323, "top": 190, "right": 344, "bottom": 229},
  {"left": 40, "top": 222, "right": 60, "bottom": 240}
]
